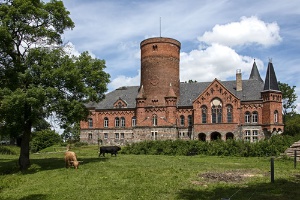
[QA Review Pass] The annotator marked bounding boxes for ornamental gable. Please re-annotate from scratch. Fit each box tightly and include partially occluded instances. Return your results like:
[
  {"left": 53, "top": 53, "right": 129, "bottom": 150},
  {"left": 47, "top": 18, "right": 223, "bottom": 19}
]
[
  {"left": 113, "top": 98, "right": 128, "bottom": 108},
  {"left": 193, "top": 79, "right": 239, "bottom": 108}
]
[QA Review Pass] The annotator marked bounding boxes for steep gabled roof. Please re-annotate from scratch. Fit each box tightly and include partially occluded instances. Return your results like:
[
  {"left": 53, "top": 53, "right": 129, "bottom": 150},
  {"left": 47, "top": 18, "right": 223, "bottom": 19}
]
[
  {"left": 85, "top": 86, "right": 139, "bottom": 109},
  {"left": 86, "top": 77, "right": 265, "bottom": 109},
  {"left": 263, "top": 61, "right": 280, "bottom": 91},
  {"left": 178, "top": 79, "right": 264, "bottom": 106},
  {"left": 249, "top": 61, "right": 263, "bottom": 82}
]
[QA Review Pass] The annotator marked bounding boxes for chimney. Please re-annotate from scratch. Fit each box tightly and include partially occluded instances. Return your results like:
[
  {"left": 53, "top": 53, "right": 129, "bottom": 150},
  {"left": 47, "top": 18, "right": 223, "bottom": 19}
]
[{"left": 236, "top": 69, "right": 242, "bottom": 91}]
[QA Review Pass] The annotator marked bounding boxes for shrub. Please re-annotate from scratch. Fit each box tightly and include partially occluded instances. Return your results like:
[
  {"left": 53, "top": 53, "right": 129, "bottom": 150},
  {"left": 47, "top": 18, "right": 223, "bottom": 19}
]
[
  {"left": 73, "top": 142, "right": 88, "bottom": 147},
  {"left": 30, "top": 129, "right": 62, "bottom": 153},
  {"left": 121, "top": 135, "right": 298, "bottom": 157}
]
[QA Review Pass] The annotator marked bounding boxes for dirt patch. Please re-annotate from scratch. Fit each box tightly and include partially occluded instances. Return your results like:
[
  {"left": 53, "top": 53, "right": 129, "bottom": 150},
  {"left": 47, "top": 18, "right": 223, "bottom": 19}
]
[{"left": 195, "top": 170, "right": 264, "bottom": 184}]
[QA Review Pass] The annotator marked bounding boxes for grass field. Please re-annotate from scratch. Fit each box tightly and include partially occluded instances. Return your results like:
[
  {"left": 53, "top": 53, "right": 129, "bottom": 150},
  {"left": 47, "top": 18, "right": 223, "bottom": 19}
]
[{"left": 0, "top": 145, "right": 299, "bottom": 200}]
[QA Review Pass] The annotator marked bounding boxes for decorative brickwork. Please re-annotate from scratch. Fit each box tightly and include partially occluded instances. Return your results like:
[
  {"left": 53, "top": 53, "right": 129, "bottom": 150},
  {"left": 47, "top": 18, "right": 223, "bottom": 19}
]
[{"left": 80, "top": 37, "right": 284, "bottom": 145}]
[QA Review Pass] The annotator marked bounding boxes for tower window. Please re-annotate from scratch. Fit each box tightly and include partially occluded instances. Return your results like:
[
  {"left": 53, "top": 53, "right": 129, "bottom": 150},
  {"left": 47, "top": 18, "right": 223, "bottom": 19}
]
[
  {"left": 152, "top": 115, "right": 157, "bottom": 126},
  {"left": 274, "top": 110, "right": 278, "bottom": 123}
]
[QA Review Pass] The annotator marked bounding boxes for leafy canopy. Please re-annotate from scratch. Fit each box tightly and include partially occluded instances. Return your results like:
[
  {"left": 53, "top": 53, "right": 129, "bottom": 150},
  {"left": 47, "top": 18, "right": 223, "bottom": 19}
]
[
  {"left": 278, "top": 82, "right": 297, "bottom": 116},
  {"left": 0, "top": 0, "right": 110, "bottom": 170}
]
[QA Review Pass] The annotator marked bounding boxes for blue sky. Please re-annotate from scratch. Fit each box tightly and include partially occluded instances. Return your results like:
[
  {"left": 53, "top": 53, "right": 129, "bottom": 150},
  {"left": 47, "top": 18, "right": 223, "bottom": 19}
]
[{"left": 60, "top": 0, "right": 300, "bottom": 112}]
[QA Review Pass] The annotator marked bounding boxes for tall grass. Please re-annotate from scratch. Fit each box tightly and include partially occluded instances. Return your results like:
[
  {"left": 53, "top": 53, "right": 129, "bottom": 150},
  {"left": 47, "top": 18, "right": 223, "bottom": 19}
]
[{"left": 0, "top": 145, "right": 299, "bottom": 200}]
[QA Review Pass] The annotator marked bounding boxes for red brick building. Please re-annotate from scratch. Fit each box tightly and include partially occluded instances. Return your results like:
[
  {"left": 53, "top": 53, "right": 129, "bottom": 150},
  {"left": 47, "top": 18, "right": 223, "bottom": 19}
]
[{"left": 80, "top": 37, "right": 284, "bottom": 145}]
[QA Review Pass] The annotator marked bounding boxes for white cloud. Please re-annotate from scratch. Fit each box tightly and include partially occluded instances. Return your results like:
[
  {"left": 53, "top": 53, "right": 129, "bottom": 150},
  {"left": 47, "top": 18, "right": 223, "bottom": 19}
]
[
  {"left": 198, "top": 16, "right": 282, "bottom": 47},
  {"left": 180, "top": 43, "right": 263, "bottom": 82},
  {"left": 108, "top": 71, "right": 140, "bottom": 91},
  {"left": 63, "top": 42, "right": 96, "bottom": 58}
]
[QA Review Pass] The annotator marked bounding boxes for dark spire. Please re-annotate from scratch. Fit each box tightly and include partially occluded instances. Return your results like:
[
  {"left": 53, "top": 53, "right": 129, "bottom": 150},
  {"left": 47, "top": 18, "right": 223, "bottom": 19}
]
[
  {"left": 249, "top": 60, "right": 263, "bottom": 82},
  {"left": 263, "top": 60, "right": 279, "bottom": 91}
]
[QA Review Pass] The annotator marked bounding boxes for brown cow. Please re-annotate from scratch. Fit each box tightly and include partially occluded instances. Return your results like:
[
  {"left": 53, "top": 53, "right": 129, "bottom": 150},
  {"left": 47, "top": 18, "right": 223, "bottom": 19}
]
[{"left": 65, "top": 151, "right": 79, "bottom": 169}]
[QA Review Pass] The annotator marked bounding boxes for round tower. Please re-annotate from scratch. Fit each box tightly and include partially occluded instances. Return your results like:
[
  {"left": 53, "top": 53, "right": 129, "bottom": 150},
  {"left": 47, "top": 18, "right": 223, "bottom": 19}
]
[{"left": 140, "top": 37, "right": 181, "bottom": 106}]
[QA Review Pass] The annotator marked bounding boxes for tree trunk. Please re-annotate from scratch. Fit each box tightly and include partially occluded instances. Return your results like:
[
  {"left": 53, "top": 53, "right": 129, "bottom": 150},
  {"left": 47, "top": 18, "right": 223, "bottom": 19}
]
[
  {"left": 19, "top": 104, "right": 32, "bottom": 171},
  {"left": 19, "top": 128, "right": 31, "bottom": 170}
]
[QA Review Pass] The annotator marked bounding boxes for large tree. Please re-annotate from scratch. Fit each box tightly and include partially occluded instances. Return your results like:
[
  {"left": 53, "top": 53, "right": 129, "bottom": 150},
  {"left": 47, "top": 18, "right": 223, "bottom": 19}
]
[{"left": 0, "top": 0, "right": 110, "bottom": 170}]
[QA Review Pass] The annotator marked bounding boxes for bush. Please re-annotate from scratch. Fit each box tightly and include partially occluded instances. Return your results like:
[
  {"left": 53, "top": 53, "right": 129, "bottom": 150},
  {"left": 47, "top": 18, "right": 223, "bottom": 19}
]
[
  {"left": 30, "top": 129, "right": 62, "bottom": 153},
  {"left": 121, "top": 135, "right": 298, "bottom": 157},
  {"left": 73, "top": 142, "right": 88, "bottom": 147}
]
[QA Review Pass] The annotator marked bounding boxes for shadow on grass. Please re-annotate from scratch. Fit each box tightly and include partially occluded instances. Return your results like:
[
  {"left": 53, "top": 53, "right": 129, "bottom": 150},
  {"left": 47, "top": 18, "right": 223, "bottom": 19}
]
[
  {"left": 0, "top": 194, "right": 48, "bottom": 200},
  {"left": 19, "top": 194, "right": 48, "bottom": 200},
  {"left": 176, "top": 177, "right": 300, "bottom": 200},
  {"left": 0, "top": 156, "right": 111, "bottom": 175}
]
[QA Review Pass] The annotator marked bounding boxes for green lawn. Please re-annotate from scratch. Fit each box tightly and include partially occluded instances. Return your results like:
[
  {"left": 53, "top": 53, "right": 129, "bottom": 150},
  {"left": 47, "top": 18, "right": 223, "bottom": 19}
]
[{"left": 0, "top": 145, "right": 299, "bottom": 200}]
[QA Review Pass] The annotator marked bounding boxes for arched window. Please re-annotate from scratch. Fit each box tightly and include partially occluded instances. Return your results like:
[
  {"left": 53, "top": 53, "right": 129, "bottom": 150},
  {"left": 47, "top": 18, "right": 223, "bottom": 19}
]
[
  {"left": 211, "top": 99, "right": 222, "bottom": 123},
  {"left": 274, "top": 110, "right": 278, "bottom": 123},
  {"left": 252, "top": 111, "right": 258, "bottom": 123},
  {"left": 180, "top": 115, "right": 185, "bottom": 126},
  {"left": 88, "top": 118, "right": 93, "bottom": 128},
  {"left": 104, "top": 117, "right": 109, "bottom": 127},
  {"left": 152, "top": 114, "right": 157, "bottom": 126},
  {"left": 120, "top": 117, "right": 125, "bottom": 127},
  {"left": 188, "top": 115, "right": 193, "bottom": 126},
  {"left": 227, "top": 105, "right": 233, "bottom": 123},
  {"left": 132, "top": 116, "right": 136, "bottom": 127},
  {"left": 201, "top": 106, "right": 207, "bottom": 123},
  {"left": 115, "top": 117, "right": 120, "bottom": 127},
  {"left": 245, "top": 111, "right": 251, "bottom": 123}
]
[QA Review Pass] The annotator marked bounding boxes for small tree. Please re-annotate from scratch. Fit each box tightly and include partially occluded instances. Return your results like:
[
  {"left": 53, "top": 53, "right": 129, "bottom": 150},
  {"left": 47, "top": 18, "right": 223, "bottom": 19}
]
[
  {"left": 278, "top": 82, "right": 297, "bottom": 120},
  {"left": 61, "top": 122, "right": 80, "bottom": 143}
]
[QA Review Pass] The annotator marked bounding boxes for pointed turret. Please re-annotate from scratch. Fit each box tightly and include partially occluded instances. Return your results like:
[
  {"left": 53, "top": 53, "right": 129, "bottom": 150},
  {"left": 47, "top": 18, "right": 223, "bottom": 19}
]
[
  {"left": 166, "top": 83, "right": 176, "bottom": 97},
  {"left": 249, "top": 60, "right": 263, "bottom": 82},
  {"left": 263, "top": 60, "right": 279, "bottom": 91},
  {"left": 136, "top": 85, "right": 145, "bottom": 99}
]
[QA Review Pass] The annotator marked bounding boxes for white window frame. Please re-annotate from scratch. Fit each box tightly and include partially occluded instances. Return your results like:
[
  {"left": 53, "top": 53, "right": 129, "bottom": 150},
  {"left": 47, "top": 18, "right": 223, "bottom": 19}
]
[
  {"left": 244, "top": 130, "right": 259, "bottom": 142},
  {"left": 121, "top": 117, "right": 125, "bottom": 127},
  {"left": 115, "top": 117, "right": 120, "bottom": 127},
  {"left": 152, "top": 115, "right": 157, "bottom": 126},
  {"left": 274, "top": 110, "right": 278, "bottom": 123},
  {"left": 132, "top": 117, "right": 136, "bottom": 127},
  {"left": 104, "top": 117, "right": 108, "bottom": 127},
  {"left": 151, "top": 131, "right": 158, "bottom": 140},
  {"left": 245, "top": 112, "right": 251, "bottom": 123},
  {"left": 252, "top": 112, "right": 258, "bottom": 123}
]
